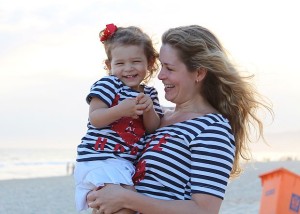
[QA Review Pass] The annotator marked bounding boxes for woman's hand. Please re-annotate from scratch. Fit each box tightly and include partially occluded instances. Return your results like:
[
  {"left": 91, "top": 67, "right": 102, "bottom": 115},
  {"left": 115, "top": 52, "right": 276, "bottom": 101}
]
[{"left": 87, "top": 184, "right": 127, "bottom": 214}]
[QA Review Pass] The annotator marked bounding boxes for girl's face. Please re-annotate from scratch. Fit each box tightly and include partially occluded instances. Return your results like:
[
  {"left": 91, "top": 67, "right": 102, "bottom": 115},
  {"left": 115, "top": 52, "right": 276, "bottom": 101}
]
[
  {"left": 158, "top": 44, "right": 199, "bottom": 104},
  {"left": 108, "top": 45, "right": 148, "bottom": 91}
]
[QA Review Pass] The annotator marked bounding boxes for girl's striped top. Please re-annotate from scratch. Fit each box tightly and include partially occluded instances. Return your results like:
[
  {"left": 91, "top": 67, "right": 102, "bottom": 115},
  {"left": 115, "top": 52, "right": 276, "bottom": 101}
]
[
  {"left": 76, "top": 75, "right": 163, "bottom": 163},
  {"left": 134, "top": 113, "right": 235, "bottom": 200}
]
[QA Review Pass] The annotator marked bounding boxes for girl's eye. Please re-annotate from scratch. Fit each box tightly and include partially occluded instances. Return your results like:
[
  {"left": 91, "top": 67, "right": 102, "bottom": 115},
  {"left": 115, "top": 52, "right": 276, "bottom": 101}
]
[{"left": 133, "top": 60, "right": 141, "bottom": 63}]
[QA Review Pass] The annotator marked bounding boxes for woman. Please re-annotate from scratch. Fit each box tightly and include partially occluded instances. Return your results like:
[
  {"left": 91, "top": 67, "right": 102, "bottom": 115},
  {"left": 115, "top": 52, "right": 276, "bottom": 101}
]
[{"left": 87, "top": 25, "right": 273, "bottom": 214}]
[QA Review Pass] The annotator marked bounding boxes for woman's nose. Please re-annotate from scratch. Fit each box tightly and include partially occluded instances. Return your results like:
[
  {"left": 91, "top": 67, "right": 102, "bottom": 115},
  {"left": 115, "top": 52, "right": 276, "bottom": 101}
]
[{"left": 158, "top": 68, "right": 165, "bottom": 80}]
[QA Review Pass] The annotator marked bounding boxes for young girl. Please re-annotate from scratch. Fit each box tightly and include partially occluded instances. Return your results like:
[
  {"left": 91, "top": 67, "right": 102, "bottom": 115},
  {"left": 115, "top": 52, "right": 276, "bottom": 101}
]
[{"left": 74, "top": 24, "right": 163, "bottom": 213}]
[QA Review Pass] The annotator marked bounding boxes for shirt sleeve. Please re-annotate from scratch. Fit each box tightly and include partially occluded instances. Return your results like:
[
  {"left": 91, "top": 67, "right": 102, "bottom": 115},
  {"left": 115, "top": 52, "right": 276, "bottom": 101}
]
[
  {"left": 86, "top": 76, "right": 121, "bottom": 107},
  {"left": 189, "top": 121, "right": 235, "bottom": 199},
  {"left": 145, "top": 86, "right": 164, "bottom": 118}
]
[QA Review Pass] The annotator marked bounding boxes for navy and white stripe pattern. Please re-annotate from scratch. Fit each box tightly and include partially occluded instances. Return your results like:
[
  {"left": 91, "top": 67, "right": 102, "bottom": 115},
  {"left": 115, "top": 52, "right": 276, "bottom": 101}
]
[
  {"left": 77, "top": 75, "right": 163, "bottom": 163},
  {"left": 134, "top": 113, "right": 235, "bottom": 200}
]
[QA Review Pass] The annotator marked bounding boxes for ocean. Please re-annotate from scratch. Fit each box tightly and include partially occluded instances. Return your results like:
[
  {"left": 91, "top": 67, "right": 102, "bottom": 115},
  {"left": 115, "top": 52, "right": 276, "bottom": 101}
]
[
  {"left": 1, "top": 141, "right": 299, "bottom": 181},
  {"left": 0, "top": 147, "right": 77, "bottom": 180}
]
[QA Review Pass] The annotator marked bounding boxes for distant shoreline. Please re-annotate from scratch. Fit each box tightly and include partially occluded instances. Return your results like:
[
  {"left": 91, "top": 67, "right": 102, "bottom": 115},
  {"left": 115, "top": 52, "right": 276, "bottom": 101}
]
[{"left": 1, "top": 158, "right": 299, "bottom": 181}]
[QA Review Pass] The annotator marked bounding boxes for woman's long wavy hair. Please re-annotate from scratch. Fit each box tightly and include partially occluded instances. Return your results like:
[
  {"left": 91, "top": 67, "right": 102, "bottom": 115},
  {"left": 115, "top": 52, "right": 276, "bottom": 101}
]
[{"left": 162, "top": 25, "right": 273, "bottom": 177}]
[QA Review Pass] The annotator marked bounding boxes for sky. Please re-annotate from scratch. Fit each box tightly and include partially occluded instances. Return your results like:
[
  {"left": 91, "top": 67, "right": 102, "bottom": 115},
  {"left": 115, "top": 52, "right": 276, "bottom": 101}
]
[{"left": 1, "top": 0, "right": 299, "bottom": 160}]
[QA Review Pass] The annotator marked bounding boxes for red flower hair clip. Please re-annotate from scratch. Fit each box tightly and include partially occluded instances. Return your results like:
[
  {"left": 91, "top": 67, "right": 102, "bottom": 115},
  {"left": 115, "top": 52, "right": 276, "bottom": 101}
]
[{"left": 100, "top": 23, "right": 118, "bottom": 43}]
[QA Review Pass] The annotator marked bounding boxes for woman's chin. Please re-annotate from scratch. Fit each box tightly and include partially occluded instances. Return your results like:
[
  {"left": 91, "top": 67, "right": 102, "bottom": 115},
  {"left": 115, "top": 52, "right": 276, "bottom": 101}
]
[{"left": 165, "top": 95, "right": 174, "bottom": 103}]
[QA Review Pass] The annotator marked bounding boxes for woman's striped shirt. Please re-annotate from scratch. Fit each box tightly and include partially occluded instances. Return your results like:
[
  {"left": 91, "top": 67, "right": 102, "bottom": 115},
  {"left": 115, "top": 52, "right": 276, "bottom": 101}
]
[
  {"left": 134, "top": 113, "right": 235, "bottom": 200},
  {"left": 76, "top": 75, "right": 163, "bottom": 163}
]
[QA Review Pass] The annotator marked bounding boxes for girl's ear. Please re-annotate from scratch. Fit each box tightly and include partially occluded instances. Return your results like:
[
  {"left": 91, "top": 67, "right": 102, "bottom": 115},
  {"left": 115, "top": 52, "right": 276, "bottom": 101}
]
[
  {"left": 105, "top": 59, "right": 111, "bottom": 70},
  {"left": 196, "top": 67, "right": 207, "bottom": 82}
]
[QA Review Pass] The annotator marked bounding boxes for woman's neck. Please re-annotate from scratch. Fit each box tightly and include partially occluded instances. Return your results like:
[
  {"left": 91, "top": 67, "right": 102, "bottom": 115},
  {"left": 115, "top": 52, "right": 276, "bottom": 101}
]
[
  {"left": 173, "top": 96, "right": 216, "bottom": 115},
  {"left": 160, "top": 98, "right": 217, "bottom": 128}
]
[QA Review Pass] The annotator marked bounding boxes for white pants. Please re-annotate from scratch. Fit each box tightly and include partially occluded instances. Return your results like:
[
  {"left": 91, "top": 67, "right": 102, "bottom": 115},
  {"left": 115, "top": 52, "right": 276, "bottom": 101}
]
[{"left": 74, "top": 158, "right": 135, "bottom": 212}]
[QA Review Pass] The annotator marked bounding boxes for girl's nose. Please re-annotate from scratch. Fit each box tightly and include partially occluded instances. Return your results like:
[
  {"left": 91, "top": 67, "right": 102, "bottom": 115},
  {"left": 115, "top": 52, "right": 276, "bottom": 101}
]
[{"left": 124, "top": 63, "right": 133, "bottom": 72}]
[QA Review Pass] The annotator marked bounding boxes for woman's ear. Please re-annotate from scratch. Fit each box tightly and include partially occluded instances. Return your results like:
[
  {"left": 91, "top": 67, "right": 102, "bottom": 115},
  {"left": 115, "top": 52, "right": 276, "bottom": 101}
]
[{"left": 196, "top": 67, "right": 207, "bottom": 82}]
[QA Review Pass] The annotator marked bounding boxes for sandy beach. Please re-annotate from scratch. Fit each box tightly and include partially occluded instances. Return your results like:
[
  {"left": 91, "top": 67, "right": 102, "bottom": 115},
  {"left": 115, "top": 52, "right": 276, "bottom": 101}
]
[{"left": 0, "top": 160, "right": 299, "bottom": 214}]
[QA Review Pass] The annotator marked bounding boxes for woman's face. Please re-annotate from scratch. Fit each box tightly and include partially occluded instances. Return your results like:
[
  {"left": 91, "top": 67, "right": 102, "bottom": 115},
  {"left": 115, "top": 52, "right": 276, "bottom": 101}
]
[{"left": 158, "top": 44, "right": 199, "bottom": 104}]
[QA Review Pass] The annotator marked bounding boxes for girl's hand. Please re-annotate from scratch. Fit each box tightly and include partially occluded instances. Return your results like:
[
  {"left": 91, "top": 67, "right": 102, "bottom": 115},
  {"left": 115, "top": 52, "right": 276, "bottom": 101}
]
[
  {"left": 136, "top": 93, "right": 153, "bottom": 113},
  {"left": 118, "top": 98, "right": 142, "bottom": 119}
]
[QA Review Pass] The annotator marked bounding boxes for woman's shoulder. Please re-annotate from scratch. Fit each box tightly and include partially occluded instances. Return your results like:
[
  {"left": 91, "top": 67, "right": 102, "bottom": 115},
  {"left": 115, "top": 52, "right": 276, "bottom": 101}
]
[
  {"left": 194, "top": 113, "right": 232, "bottom": 129},
  {"left": 160, "top": 112, "right": 230, "bottom": 128},
  {"left": 201, "top": 113, "right": 229, "bottom": 123}
]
